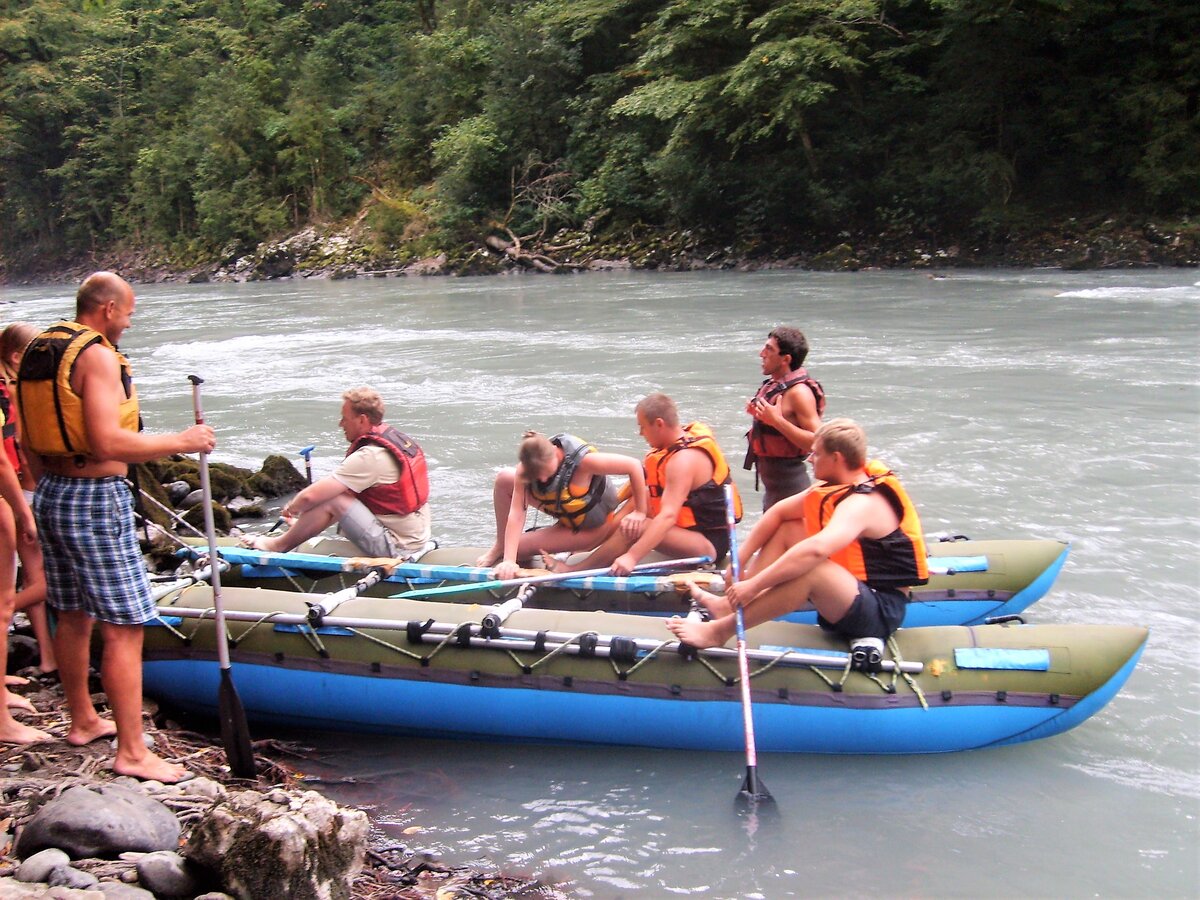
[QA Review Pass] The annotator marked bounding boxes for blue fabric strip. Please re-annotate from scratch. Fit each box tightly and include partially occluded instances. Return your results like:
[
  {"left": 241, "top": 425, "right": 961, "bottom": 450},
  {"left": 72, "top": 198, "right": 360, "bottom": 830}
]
[{"left": 955, "top": 648, "right": 1050, "bottom": 671}]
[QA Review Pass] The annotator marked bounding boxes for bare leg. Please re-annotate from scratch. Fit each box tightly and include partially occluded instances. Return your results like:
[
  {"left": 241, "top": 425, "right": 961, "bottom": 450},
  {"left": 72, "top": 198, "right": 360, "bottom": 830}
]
[
  {"left": 545, "top": 524, "right": 715, "bottom": 574},
  {"left": 53, "top": 609, "right": 117, "bottom": 745},
  {"left": 475, "top": 469, "right": 517, "bottom": 567},
  {"left": 99, "top": 622, "right": 189, "bottom": 783},
  {"left": 253, "top": 493, "right": 355, "bottom": 553},
  {"left": 541, "top": 527, "right": 629, "bottom": 573},
  {"left": 743, "top": 519, "right": 807, "bottom": 579},
  {"left": 688, "top": 583, "right": 732, "bottom": 619},
  {"left": 13, "top": 539, "right": 56, "bottom": 673},
  {"left": 667, "top": 563, "right": 859, "bottom": 649},
  {"left": 0, "top": 512, "right": 51, "bottom": 744}
]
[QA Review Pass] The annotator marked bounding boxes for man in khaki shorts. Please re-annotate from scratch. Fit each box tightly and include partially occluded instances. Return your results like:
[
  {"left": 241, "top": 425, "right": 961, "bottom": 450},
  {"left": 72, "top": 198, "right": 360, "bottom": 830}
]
[{"left": 243, "top": 387, "right": 432, "bottom": 557}]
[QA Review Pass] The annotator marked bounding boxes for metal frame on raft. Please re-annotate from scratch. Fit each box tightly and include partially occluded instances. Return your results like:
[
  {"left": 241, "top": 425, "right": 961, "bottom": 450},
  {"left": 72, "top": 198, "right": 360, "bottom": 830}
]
[{"left": 152, "top": 602, "right": 925, "bottom": 675}]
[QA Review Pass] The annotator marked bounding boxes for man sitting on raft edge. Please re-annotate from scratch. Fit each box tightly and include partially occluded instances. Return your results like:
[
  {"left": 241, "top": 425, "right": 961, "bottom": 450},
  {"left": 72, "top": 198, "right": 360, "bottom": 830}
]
[
  {"left": 476, "top": 430, "right": 649, "bottom": 581},
  {"left": 668, "top": 417, "right": 928, "bottom": 669},
  {"left": 242, "top": 386, "right": 432, "bottom": 559},
  {"left": 546, "top": 393, "right": 743, "bottom": 576}
]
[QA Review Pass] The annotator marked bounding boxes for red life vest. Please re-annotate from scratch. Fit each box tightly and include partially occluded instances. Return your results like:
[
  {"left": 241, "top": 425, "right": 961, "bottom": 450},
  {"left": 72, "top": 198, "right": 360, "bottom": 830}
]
[
  {"left": 645, "top": 422, "right": 743, "bottom": 530},
  {"left": 0, "top": 381, "right": 19, "bottom": 474},
  {"left": 746, "top": 369, "right": 826, "bottom": 459},
  {"left": 802, "top": 460, "right": 929, "bottom": 589},
  {"left": 346, "top": 425, "right": 430, "bottom": 517}
]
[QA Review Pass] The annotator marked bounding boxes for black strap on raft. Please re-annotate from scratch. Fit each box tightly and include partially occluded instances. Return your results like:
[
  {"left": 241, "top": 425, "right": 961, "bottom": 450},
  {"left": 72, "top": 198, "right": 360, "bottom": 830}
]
[
  {"left": 456, "top": 626, "right": 472, "bottom": 647},
  {"left": 533, "top": 631, "right": 547, "bottom": 653},
  {"left": 984, "top": 614, "right": 1026, "bottom": 625},
  {"left": 609, "top": 636, "right": 637, "bottom": 663},
  {"left": 675, "top": 640, "right": 698, "bottom": 661},
  {"left": 578, "top": 633, "right": 599, "bottom": 658},
  {"left": 406, "top": 618, "right": 434, "bottom": 644}
]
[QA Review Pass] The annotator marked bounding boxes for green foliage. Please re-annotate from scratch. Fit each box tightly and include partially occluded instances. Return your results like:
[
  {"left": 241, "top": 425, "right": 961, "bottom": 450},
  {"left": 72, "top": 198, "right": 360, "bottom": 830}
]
[{"left": 0, "top": 0, "right": 1194, "bottom": 268}]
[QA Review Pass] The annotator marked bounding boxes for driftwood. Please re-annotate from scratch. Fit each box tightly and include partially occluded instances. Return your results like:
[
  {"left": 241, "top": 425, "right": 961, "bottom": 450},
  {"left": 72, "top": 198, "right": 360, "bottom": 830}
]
[{"left": 485, "top": 229, "right": 583, "bottom": 273}]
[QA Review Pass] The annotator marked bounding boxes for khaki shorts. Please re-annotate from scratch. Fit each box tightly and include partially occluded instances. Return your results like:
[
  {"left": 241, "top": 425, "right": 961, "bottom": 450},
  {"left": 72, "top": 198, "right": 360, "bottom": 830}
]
[{"left": 338, "top": 499, "right": 431, "bottom": 558}]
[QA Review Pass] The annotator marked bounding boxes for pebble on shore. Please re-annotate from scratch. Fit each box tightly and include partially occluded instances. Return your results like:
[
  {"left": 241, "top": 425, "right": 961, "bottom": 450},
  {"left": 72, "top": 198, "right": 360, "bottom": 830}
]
[{"left": 0, "top": 668, "right": 563, "bottom": 899}]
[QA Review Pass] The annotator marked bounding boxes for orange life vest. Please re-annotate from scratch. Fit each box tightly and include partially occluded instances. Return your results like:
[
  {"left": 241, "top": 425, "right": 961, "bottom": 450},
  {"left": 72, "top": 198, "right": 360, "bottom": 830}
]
[
  {"left": 645, "top": 422, "right": 743, "bottom": 530},
  {"left": 802, "top": 460, "right": 929, "bottom": 589}
]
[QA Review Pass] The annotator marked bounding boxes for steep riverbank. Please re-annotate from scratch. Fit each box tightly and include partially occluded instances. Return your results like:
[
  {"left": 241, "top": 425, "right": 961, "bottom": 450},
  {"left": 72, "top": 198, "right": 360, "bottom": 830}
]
[{"left": 3, "top": 216, "right": 1195, "bottom": 286}]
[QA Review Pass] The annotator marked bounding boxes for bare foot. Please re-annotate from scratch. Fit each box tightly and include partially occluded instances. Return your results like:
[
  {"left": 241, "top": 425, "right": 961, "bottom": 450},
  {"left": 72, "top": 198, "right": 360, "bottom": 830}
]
[
  {"left": 239, "top": 534, "right": 279, "bottom": 552},
  {"left": 688, "top": 583, "right": 731, "bottom": 618},
  {"left": 113, "top": 751, "right": 193, "bottom": 784},
  {"left": 666, "top": 615, "right": 732, "bottom": 650},
  {"left": 474, "top": 544, "right": 501, "bottom": 568},
  {"left": 6, "top": 693, "right": 35, "bottom": 714},
  {"left": 539, "top": 552, "right": 578, "bottom": 575},
  {"left": 0, "top": 720, "right": 52, "bottom": 745},
  {"left": 66, "top": 717, "right": 119, "bottom": 746},
  {"left": 4, "top": 675, "right": 29, "bottom": 687}
]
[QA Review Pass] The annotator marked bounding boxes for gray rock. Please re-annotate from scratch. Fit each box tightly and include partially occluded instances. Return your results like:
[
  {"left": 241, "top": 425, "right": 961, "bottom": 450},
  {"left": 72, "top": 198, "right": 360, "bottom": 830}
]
[
  {"left": 135, "top": 850, "right": 199, "bottom": 898},
  {"left": 99, "top": 883, "right": 157, "bottom": 899},
  {"left": 15, "top": 784, "right": 182, "bottom": 860},
  {"left": 193, "top": 894, "right": 238, "bottom": 900},
  {"left": 184, "top": 789, "right": 368, "bottom": 900},
  {"left": 164, "top": 480, "right": 191, "bottom": 503},
  {"left": 181, "top": 489, "right": 204, "bottom": 507},
  {"left": 47, "top": 864, "right": 100, "bottom": 890},
  {"left": 15, "top": 847, "right": 70, "bottom": 882}
]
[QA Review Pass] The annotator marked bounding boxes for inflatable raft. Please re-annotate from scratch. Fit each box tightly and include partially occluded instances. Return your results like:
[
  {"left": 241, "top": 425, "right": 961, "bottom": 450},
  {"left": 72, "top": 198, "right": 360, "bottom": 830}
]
[
  {"left": 188, "top": 537, "right": 1069, "bottom": 628},
  {"left": 144, "top": 581, "right": 1144, "bottom": 754}
]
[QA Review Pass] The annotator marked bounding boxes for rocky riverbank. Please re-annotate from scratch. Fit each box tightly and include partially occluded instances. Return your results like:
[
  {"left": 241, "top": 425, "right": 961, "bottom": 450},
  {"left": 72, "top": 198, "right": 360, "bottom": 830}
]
[
  {"left": 3, "top": 216, "right": 1195, "bottom": 286},
  {"left": 0, "top": 671, "right": 564, "bottom": 899}
]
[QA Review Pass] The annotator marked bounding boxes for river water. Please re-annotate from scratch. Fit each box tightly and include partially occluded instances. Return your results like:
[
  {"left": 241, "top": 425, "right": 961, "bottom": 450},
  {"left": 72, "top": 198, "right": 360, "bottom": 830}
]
[{"left": 3, "top": 269, "right": 1197, "bottom": 897}]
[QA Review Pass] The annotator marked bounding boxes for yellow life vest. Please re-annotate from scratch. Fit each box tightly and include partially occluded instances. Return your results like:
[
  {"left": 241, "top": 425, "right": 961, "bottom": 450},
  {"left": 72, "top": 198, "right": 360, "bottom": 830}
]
[
  {"left": 526, "top": 433, "right": 617, "bottom": 532},
  {"left": 644, "top": 422, "right": 742, "bottom": 529},
  {"left": 802, "top": 459, "right": 929, "bottom": 589},
  {"left": 16, "top": 321, "right": 140, "bottom": 460}
]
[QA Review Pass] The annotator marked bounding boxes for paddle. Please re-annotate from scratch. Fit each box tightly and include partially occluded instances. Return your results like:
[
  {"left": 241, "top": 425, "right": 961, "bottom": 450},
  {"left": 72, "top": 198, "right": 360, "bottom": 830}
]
[
  {"left": 393, "top": 555, "right": 713, "bottom": 600},
  {"left": 269, "top": 444, "right": 318, "bottom": 533},
  {"left": 188, "top": 374, "right": 256, "bottom": 778},
  {"left": 724, "top": 483, "right": 773, "bottom": 807},
  {"left": 298, "top": 445, "right": 315, "bottom": 484}
]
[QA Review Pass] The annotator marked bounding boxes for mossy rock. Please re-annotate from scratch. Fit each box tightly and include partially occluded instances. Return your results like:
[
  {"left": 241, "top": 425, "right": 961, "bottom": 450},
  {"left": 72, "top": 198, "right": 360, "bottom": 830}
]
[
  {"left": 182, "top": 501, "right": 232, "bottom": 535},
  {"left": 130, "top": 462, "right": 176, "bottom": 532},
  {"left": 203, "top": 466, "right": 245, "bottom": 503},
  {"left": 246, "top": 454, "right": 308, "bottom": 498}
]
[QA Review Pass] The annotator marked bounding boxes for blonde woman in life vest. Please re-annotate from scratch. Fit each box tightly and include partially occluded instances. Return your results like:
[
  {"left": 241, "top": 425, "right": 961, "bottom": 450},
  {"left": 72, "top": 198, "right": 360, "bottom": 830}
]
[{"left": 477, "top": 431, "right": 649, "bottom": 581}]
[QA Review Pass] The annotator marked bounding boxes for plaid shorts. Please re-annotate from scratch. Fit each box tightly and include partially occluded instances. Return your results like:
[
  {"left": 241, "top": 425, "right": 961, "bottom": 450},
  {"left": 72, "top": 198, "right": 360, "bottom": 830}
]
[{"left": 33, "top": 474, "right": 155, "bottom": 625}]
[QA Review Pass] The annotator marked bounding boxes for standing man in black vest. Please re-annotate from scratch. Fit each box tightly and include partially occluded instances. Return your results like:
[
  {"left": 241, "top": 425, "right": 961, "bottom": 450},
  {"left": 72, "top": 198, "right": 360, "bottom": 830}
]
[{"left": 744, "top": 327, "right": 825, "bottom": 510}]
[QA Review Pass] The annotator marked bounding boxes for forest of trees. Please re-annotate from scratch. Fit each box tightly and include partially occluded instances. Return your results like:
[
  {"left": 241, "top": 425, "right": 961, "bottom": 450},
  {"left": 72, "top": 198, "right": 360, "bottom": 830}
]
[{"left": 1, "top": 0, "right": 1196, "bottom": 272}]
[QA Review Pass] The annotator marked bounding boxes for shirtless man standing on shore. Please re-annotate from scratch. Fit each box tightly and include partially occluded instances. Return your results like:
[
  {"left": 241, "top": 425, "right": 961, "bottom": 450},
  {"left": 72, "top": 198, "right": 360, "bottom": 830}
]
[{"left": 19, "top": 272, "right": 215, "bottom": 781}]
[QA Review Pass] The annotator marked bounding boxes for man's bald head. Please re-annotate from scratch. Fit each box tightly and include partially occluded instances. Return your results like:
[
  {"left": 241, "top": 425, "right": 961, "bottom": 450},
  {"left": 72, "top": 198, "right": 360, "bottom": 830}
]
[{"left": 76, "top": 272, "right": 133, "bottom": 319}]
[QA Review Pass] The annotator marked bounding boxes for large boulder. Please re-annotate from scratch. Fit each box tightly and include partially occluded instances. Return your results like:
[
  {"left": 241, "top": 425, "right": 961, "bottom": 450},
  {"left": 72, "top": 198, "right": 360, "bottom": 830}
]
[
  {"left": 15, "top": 784, "right": 181, "bottom": 860},
  {"left": 246, "top": 454, "right": 308, "bottom": 498},
  {"left": 184, "top": 789, "right": 368, "bottom": 900}
]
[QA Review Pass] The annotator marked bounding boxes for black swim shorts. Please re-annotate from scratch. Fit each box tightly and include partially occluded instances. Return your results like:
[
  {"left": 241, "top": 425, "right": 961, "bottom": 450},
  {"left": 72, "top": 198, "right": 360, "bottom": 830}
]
[
  {"left": 691, "top": 526, "right": 730, "bottom": 567},
  {"left": 818, "top": 581, "right": 908, "bottom": 641}
]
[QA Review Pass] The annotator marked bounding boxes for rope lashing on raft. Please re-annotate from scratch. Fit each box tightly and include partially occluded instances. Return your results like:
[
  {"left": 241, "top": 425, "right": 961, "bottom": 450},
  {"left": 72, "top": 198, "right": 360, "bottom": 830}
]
[{"left": 151, "top": 605, "right": 925, "bottom": 701}]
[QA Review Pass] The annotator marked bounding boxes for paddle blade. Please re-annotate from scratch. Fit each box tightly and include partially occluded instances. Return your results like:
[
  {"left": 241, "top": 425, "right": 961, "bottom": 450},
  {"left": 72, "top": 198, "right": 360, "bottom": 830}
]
[
  {"left": 218, "top": 668, "right": 256, "bottom": 778},
  {"left": 736, "top": 766, "right": 775, "bottom": 807}
]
